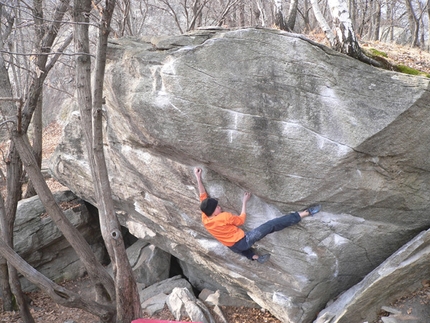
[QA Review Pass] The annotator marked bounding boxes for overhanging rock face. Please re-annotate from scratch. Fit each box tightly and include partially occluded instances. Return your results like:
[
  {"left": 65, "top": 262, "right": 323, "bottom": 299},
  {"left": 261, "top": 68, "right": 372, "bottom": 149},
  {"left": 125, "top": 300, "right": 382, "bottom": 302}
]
[{"left": 50, "top": 28, "right": 430, "bottom": 322}]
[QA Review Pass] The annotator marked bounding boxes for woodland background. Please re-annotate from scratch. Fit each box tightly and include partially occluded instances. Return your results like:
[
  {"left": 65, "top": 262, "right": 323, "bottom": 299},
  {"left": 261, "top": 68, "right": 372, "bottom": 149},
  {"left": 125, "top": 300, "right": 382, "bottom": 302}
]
[
  {"left": 3, "top": 0, "right": 430, "bottom": 129},
  {"left": 0, "top": 0, "right": 429, "bottom": 323}
]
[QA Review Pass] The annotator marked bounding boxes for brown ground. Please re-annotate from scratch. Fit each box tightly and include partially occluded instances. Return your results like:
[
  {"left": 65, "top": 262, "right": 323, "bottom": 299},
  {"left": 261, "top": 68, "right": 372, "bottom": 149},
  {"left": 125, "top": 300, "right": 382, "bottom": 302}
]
[
  {"left": 0, "top": 276, "right": 282, "bottom": 323},
  {"left": 1, "top": 39, "right": 430, "bottom": 323}
]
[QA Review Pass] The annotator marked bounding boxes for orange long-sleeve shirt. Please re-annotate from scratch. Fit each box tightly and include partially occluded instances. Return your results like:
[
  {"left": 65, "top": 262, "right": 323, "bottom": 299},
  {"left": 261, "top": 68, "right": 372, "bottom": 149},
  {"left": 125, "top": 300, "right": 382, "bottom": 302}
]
[{"left": 200, "top": 192, "right": 246, "bottom": 247}]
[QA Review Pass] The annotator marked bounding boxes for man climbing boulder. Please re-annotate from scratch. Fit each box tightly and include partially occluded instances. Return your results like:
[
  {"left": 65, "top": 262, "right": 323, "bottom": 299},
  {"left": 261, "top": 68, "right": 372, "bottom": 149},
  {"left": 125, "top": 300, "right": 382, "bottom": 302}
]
[{"left": 194, "top": 168, "right": 321, "bottom": 263}]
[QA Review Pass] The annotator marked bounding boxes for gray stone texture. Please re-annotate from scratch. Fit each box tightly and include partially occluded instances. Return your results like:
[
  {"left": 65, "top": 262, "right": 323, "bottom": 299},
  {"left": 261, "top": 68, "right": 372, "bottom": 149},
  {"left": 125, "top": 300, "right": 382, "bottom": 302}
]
[
  {"left": 14, "top": 190, "right": 106, "bottom": 291},
  {"left": 315, "top": 228, "right": 430, "bottom": 323},
  {"left": 138, "top": 275, "right": 193, "bottom": 304},
  {"left": 167, "top": 287, "right": 214, "bottom": 323},
  {"left": 127, "top": 240, "right": 171, "bottom": 286},
  {"left": 49, "top": 28, "right": 430, "bottom": 322}
]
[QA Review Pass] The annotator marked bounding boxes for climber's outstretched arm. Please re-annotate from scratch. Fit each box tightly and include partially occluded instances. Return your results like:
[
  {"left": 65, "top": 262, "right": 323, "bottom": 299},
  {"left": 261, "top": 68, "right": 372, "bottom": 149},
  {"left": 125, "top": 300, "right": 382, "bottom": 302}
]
[{"left": 194, "top": 167, "right": 206, "bottom": 196}]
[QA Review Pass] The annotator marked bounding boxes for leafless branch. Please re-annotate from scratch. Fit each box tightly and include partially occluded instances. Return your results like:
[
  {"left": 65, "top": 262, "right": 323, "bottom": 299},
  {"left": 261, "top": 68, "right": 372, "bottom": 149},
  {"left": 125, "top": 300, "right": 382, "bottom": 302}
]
[
  {"left": 45, "top": 33, "right": 73, "bottom": 72},
  {"left": 0, "top": 50, "right": 95, "bottom": 58},
  {"left": 215, "top": 0, "right": 242, "bottom": 27}
]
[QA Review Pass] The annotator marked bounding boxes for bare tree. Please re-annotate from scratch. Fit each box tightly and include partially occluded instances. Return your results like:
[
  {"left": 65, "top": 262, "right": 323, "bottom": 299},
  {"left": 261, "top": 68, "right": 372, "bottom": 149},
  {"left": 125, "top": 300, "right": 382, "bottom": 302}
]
[
  {"left": 274, "top": 0, "right": 287, "bottom": 30},
  {"left": 0, "top": 2, "right": 36, "bottom": 321},
  {"left": 317, "top": 0, "right": 382, "bottom": 65},
  {"left": 286, "top": 0, "right": 299, "bottom": 31},
  {"left": 255, "top": 0, "right": 268, "bottom": 26},
  {"left": 386, "top": 0, "right": 395, "bottom": 42},
  {"left": 114, "top": 0, "right": 150, "bottom": 36},
  {"left": 405, "top": 0, "right": 420, "bottom": 46},
  {"left": 0, "top": 6, "right": 15, "bottom": 312},
  {"left": 428, "top": 0, "right": 430, "bottom": 50},
  {"left": 215, "top": 0, "right": 243, "bottom": 28},
  {"left": 311, "top": 0, "right": 336, "bottom": 43},
  {"left": 299, "top": 0, "right": 314, "bottom": 33},
  {"left": 369, "top": 0, "right": 382, "bottom": 41},
  {"left": 0, "top": 0, "right": 118, "bottom": 321},
  {"left": 23, "top": 0, "right": 44, "bottom": 199},
  {"left": 73, "top": 0, "right": 142, "bottom": 321}
]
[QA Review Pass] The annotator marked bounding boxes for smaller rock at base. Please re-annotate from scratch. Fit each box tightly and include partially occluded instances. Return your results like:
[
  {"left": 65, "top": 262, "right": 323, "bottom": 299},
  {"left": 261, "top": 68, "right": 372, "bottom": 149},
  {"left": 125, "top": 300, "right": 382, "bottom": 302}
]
[{"left": 142, "top": 292, "right": 168, "bottom": 316}]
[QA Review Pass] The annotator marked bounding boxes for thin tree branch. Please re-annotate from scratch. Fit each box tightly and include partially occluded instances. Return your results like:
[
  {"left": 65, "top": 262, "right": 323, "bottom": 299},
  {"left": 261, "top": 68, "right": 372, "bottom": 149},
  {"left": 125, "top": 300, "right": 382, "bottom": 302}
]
[{"left": 0, "top": 50, "right": 95, "bottom": 57}]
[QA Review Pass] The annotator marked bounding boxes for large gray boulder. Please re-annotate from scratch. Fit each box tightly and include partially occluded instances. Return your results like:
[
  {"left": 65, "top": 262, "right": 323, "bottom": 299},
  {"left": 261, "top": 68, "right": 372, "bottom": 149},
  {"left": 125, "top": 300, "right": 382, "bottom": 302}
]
[{"left": 49, "top": 28, "right": 430, "bottom": 322}]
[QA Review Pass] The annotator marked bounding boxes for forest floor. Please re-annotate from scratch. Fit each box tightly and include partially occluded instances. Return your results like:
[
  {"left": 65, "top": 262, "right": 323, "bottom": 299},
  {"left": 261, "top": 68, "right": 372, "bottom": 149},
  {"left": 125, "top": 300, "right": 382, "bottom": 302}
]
[
  {"left": 1, "top": 38, "right": 430, "bottom": 323},
  {"left": 0, "top": 275, "right": 283, "bottom": 322}
]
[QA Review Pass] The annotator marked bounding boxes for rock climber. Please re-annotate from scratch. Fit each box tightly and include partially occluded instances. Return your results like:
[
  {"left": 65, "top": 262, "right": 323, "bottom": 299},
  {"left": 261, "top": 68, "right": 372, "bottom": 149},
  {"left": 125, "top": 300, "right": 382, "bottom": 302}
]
[{"left": 194, "top": 167, "right": 321, "bottom": 263}]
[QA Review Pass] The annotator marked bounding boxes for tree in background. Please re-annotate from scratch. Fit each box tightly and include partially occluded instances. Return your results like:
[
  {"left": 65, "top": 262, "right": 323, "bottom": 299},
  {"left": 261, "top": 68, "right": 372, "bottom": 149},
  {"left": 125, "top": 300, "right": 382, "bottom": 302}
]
[
  {"left": 285, "top": 0, "right": 299, "bottom": 31},
  {"left": 0, "top": 3, "right": 17, "bottom": 313},
  {"left": 274, "top": 0, "right": 286, "bottom": 30},
  {"left": 112, "top": 0, "right": 430, "bottom": 51},
  {"left": 324, "top": 0, "right": 381, "bottom": 64}
]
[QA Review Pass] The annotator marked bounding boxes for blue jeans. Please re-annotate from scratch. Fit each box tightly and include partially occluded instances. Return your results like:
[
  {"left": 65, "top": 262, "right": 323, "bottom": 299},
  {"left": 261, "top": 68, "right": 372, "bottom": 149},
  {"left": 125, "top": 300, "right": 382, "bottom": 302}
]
[{"left": 229, "top": 212, "right": 301, "bottom": 259}]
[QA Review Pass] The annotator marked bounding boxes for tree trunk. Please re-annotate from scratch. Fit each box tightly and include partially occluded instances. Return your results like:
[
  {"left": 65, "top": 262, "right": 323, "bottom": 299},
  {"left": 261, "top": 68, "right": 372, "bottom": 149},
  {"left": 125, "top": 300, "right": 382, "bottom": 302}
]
[
  {"left": 285, "top": 0, "right": 298, "bottom": 32},
  {"left": 20, "top": 0, "right": 71, "bottom": 133},
  {"left": 8, "top": 266, "right": 35, "bottom": 323},
  {"left": 301, "top": 0, "right": 311, "bottom": 33},
  {"left": 1, "top": 0, "right": 115, "bottom": 319},
  {"left": 255, "top": 0, "right": 267, "bottom": 26},
  {"left": 0, "top": 52, "right": 32, "bottom": 320},
  {"left": 405, "top": 0, "right": 419, "bottom": 47},
  {"left": 326, "top": 0, "right": 381, "bottom": 66},
  {"left": 26, "top": 0, "right": 44, "bottom": 199},
  {"left": 215, "top": 0, "right": 241, "bottom": 28},
  {"left": 4, "top": 145, "right": 32, "bottom": 322},
  {"left": 239, "top": 0, "right": 245, "bottom": 27},
  {"left": 273, "top": 0, "right": 287, "bottom": 30},
  {"left": 370, "top": 0, "right": 381, "bottom": 41},
  {"left": 0, "top": 178, "right": 33, "bottom": 322},
  {"left": 0, "top": 181, "right": 13, "bottom": 312},
  {"left": 310, "top": 0, "right": 336, "bottom": 45},
  {"left": 73, "top": 0, "right": 141, "bottom": 321},
  {"left": 428, "top": 2, "right": 430, "bottom": 50},
  {"left": 0, "top": 50, "right": 15, "bottom": 313},
  {"left": 348, "top": 0, "right": 356, "bottom": 28},
  {"left": 327, "top": 0, "right": 359, "bottom": 53},
  {"left": 386, "top": 0, "right": 394, "bottom": 42},
  {"left": 92, "top": 0, "right": 141, "bottom": 320},
  {"left": 188, "top": 0, "right": 205, "bottom": 30},
  {"left": 24, "top": 93, "right": 42, "bottom": 199},
  {"left": 0, "top": 261, "right": 12, "bottom": 311},
  {"left": 356, "top": 0, "right": 369, "bottom": 37}
]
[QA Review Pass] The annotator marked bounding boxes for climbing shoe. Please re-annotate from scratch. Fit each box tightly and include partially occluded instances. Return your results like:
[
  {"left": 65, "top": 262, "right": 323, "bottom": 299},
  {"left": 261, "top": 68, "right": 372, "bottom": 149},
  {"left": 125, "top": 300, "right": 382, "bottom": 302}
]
[
  {"left": 257, "top": 254, "right": 270, "bottom": 264},
  {"left": 305, "top": 204, "right": 321, "bottom": 216}
]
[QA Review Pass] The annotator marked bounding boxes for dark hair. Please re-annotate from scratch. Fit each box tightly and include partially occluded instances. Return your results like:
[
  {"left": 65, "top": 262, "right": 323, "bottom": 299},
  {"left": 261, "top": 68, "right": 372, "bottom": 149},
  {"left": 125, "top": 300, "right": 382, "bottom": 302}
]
[{"left": 200, "top": 198, "right": 218, "bottom": 216}]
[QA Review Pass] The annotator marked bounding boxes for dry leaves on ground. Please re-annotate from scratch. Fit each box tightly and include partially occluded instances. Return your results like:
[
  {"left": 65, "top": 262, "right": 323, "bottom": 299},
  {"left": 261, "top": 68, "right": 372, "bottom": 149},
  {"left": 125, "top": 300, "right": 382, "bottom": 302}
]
[{"left": 0, "top": 275, "right": 282, "bottom": 323}]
